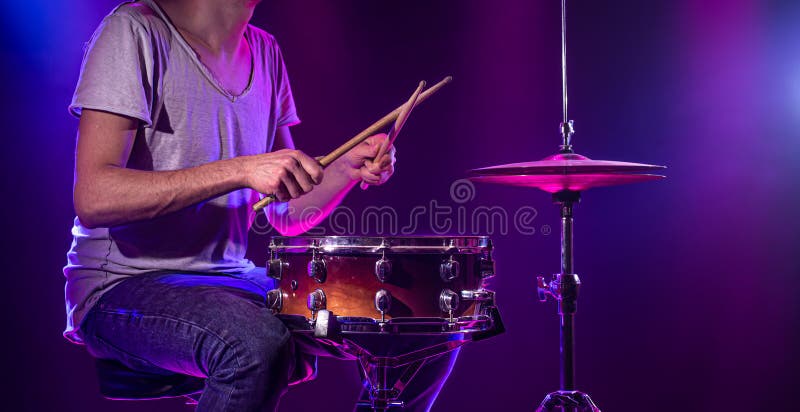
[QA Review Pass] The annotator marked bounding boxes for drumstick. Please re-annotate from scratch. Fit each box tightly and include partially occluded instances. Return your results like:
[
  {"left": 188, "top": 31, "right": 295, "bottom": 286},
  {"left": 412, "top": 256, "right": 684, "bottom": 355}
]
[
  {"left": 360, "top": 80, "right": 425, "bottom": 190},
  {"left": 252, "top": 76, "right": 453, "bottom": 212}
]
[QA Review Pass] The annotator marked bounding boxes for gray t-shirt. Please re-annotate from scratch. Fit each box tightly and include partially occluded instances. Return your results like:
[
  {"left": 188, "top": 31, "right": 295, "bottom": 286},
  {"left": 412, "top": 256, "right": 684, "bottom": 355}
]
[{"left": 64, "top": 0, "right": 298, "bottom": 343}]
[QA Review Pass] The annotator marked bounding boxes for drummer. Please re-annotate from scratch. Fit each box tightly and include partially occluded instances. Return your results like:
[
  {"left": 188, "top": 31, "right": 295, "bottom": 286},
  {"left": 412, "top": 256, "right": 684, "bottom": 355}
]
[{"left": 64, "top": 0, "right": 457, "bottom": 410}]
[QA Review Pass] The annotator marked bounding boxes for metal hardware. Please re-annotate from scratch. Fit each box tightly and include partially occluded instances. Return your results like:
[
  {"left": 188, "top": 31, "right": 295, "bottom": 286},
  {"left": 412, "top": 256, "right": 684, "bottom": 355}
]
[
  {"left": 375, "top": 258, "right": 392, "bottom": 283},
  {"left": 439, "top": 256, "right": 460, "bottom": 282},
  {"left": 290, "top": 280, "right": 298, "bottom": 291},
  {"left": 444, "top": 238, "right": 458, "bottom": 254},
  {"left": 312, "top": 309, "right": 342, "bottom": 343},
  {"left": 478, "top": 255, "right": 495, "bottom": 278},
  {"left": 374, "top": 289, "right": 392, "bottom": 323},
  {"left": 536, "top": 190, "right": 597, "bottom": 410},
  {"left": 307, "top": 289, "right": 326, "bottom": 319},
  {"left": 537, "top": 276, "right": 553, "bottom": 302},
  {"left": 478, "top": 239, "right": 495, "bottom": 278},
  {"left": 356, "top": 356, "right": 428, "bottom": 411},
  {"left": 269, "top": 235, "right": 491, "bottom": 254},
  {"left": 267, "top": 258, "right": 288, "bottom": 280},
  {"left": 375, "top": 247, "right": 392, "bottom": 283},
  {"left": 439, "top": 289, "right": 460, "bottom": 322},
  {"left": 307, "top": 247, "right": 327, "bottom": 284},
  {"left": 461, "top": 289, "right": 497, "bottom": 319},
  {"left": 265, "top": 289, "right": 283, "bottom": 314},
  {"left": 461, "top": 289, "right": 494, "bottom": 302},
  {"left": 538, "top": 390, "right": 600, "bottom": 412},
  {"left": 537, "top": 274, "right": 581, "bottom": 313}
]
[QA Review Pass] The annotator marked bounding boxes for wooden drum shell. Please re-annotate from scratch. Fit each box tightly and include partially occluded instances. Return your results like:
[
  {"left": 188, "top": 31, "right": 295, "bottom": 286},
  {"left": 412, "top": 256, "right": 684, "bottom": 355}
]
[{"left": 268, "top": 236, "right": 493, "bottom": 321}]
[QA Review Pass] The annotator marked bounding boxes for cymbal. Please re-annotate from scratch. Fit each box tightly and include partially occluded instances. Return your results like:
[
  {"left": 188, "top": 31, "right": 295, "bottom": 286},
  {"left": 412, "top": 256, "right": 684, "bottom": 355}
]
[
  {"left": 467, "top": 153, "right": 665, "bottom": 193},
  {"left": 468, "top": 153, "right": 665, "bottom": 175}
]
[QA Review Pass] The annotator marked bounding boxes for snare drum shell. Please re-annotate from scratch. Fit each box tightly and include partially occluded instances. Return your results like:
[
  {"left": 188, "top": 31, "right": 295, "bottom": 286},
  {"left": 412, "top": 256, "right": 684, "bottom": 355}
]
[{"left": 269, "top": 237, "right": 491, "bottom": 320}]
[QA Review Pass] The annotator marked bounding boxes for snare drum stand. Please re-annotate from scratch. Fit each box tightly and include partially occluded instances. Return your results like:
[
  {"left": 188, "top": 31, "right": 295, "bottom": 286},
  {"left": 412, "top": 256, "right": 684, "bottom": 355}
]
[{"left": 536, "top": 190, "right": 599, "bottom": 412}]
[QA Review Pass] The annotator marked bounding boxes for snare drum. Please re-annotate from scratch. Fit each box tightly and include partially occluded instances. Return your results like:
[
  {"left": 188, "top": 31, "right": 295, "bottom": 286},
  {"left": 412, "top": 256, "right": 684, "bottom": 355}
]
[{"left": 265, "top": 236, "right": 496, "bottom": 328}]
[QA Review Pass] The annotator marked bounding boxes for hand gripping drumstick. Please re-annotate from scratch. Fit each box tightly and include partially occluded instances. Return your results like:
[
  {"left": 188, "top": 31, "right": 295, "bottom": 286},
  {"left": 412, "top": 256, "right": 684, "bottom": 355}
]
[
  {"left": 252, "top": 76, "right": 453, "bottom": 212},
  {"left": 359, "top": 80, "right": 425, "bottom": 190}
]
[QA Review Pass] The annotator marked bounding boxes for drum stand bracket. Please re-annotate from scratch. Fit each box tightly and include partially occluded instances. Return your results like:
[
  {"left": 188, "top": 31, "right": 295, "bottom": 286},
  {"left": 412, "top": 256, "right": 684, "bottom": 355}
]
[
  {"left": 534, "top": 190, "right": 600, "bottom": 412},
  {"left": 355, "top": 357, "right": 428, "bottom": 411}
]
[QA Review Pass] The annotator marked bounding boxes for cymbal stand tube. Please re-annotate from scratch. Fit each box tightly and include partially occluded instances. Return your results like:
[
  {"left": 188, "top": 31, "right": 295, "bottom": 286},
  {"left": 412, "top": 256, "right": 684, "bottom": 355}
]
[
  {"left": 536, "top": 190, "right": 599, "bottom": 411},
  {"left": 559, "top": 0, "right": 574, "bottom": 153},
  {"left": 559, "top": 197, "right": 576, "bottom": 391}
]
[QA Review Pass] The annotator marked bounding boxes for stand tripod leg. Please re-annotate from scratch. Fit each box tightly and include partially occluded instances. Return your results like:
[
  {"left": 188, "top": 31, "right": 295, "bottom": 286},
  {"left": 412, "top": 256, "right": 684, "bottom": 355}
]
[{"left": 537, "top": 390, "right": 600, "bottom": 412}]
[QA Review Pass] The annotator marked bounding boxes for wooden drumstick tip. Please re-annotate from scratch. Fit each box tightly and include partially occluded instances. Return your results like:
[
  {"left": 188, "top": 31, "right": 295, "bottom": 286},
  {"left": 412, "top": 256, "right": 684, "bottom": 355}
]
[{"left": 252, "top": 194, "right": 277, "bottom": 211}]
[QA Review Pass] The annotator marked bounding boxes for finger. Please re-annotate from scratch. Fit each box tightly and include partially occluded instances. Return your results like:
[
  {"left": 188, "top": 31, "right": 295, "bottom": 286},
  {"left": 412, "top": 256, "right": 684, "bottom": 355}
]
[
  {"left": 365, "top": 133, "right": 389, "bottom": 147},
  {"left": 274, "top": 181, "right": 292, "bottom": 202},
  {"left": 383, "top": 162, "right": 395, "bottom": 176},
  {"left": 376, "top": 153, "right": 393, "bottom": 169},
  {"left": 355, "top": 141, "right": 380, "bottom": 160},
  {"left": 365, "top": 170, "right": 392, "bottom": 186},
  {"left": 373, "top": 137, "right": 394, "bottom": 160},
  {"left": 280, "top": 155, "right": 315, "bottom": 194},
  {"left": 289, "top": 150, "right": 324, "bottom": 185},
  {"left": 359, "top": 168, "right": 382, "bottom": 184},
  {"left": 364, "top": 134, "right": 389, "bottom": 157},
  {"left": 279, "top": 169, "right": 305, "bottom": 199},
  {"left": 364, "top": 159, "right": 382, "bottom": 175}
]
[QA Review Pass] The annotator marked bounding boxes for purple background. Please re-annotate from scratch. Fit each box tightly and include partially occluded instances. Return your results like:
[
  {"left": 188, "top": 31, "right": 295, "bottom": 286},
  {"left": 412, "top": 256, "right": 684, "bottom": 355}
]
[{"left": 2, "top": 0, "right": 799, "bottom": 410}]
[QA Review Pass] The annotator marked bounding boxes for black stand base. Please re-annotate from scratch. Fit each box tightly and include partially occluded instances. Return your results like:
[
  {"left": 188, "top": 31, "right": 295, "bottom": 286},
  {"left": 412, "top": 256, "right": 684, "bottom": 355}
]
[{"left": 536, "top": 390, "right": 600, "bottom": 412}]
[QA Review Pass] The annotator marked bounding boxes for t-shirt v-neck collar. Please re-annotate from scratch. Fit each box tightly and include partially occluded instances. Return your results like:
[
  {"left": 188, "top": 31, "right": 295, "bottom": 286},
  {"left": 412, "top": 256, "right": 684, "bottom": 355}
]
[{"left": 143, "top": 0, "right": 255, "bottom": 102}]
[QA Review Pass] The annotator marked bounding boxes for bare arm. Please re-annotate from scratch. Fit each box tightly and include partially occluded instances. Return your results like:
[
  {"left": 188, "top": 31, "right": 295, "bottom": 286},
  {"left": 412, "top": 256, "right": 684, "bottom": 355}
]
[
  {"left": 74, "top": 109, "right": 322, "bottom": 229},
  {"left": 265, "top": 126, "right": 396, "bottom": 236}
]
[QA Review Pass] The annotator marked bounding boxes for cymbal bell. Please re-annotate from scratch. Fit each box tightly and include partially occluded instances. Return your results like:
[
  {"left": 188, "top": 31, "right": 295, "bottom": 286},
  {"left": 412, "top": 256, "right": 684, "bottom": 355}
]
[{"left": 467, "top": 153, "right": 665, "bottom": 193}]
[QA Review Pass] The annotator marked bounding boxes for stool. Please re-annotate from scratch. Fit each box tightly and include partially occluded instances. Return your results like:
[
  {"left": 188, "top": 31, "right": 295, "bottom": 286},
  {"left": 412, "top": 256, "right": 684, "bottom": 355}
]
[{"left": 95, "top": 358, "right": 204, "bottom": 400}]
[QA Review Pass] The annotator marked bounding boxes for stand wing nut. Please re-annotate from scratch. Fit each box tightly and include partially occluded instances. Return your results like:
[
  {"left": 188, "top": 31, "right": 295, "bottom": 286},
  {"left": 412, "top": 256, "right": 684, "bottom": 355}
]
[{"left": 537, "top": 276, "right": 558, "bottom": 302}]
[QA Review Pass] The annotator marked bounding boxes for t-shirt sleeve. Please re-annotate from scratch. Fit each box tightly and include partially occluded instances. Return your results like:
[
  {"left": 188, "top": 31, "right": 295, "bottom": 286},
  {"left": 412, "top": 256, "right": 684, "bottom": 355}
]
[
  {"left": 270, "top": 40, "right": 300, "bottom": 128},
  {"left": 69, "top": 14, "right": 154, "bottom": 126}
]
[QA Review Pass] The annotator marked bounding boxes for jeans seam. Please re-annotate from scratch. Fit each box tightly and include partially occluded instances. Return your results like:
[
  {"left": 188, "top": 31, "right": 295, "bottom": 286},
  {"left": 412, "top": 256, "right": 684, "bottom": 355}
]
[
  {"left": 92, "top": 333, "right": 162, "bottom": 370},
  {"left": 92, "top": 309, "right": 241, "bottom": 408}
]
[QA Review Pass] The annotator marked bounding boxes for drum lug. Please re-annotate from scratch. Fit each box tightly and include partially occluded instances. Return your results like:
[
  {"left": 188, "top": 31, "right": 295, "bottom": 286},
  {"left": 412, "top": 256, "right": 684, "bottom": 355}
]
[
  {"left": 479, "top": 255, "right": 495, "bottom": 278},
  {"left": 439, "top": 256, "right": 461, "bottom": 282},
  {"left": 375, "top": 258, "right": 392, "bottom": 283},
  {"left": 307, "top": 288, "right": 327, "bottom": 320},
  {"left": 374, "top": 289, "right": 392, "bottom": 323},
  {"left": 267, "top": 258, "right": 288, "bottom": 280},
  {"left": 266, "top": 289, "right": 284, "bottom": 314},
  {"left": 307, "top": 249, "right": 327, "bottom": 284},
  {"left": 439, "top": 289, "right": 460, "bottom": 322}
]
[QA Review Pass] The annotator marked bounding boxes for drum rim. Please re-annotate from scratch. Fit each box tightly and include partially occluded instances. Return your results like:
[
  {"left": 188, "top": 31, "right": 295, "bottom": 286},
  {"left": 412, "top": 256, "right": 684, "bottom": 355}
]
[{"left": 269, "top": 235, "right": 492, "bottom": 253}]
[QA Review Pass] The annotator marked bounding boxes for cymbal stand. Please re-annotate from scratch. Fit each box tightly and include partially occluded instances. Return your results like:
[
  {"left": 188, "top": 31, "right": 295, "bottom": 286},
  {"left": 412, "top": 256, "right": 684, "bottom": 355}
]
[
  {"left": 536, "top": 190, "right": 599, "bottom": 411},
  {"left": 535, "top": 0, "right": 600, "bottom": 407}
]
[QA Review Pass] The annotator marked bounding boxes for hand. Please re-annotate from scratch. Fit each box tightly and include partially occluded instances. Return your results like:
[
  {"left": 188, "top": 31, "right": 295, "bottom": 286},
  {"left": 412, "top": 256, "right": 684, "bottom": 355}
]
[
  {"left": 336, "top": 133, "right": 397, "bottom": 186},
  {"left": 240, "top": 149, "right": 323, "bottom": 202}
]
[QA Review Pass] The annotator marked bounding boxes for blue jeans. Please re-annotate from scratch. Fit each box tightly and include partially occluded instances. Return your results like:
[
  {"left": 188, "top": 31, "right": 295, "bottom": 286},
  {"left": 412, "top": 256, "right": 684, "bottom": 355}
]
[{"left": 79, "top": 269, "right": 459, "bottom": 411}]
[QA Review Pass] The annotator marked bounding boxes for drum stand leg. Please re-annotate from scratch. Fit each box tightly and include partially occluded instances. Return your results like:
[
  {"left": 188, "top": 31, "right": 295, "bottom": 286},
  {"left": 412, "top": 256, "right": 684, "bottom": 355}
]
[
  {"left": 536, "top": 191, "right": 600, "bottom": 412},
  {"left": 355, "top": 356, "right": 427, "bottom": 411}
]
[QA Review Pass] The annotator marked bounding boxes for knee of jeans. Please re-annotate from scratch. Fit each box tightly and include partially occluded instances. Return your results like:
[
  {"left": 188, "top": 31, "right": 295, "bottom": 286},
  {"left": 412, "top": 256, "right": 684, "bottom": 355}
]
[{"left": 214, "top": 312, "right": 292, "bottom": 378}]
